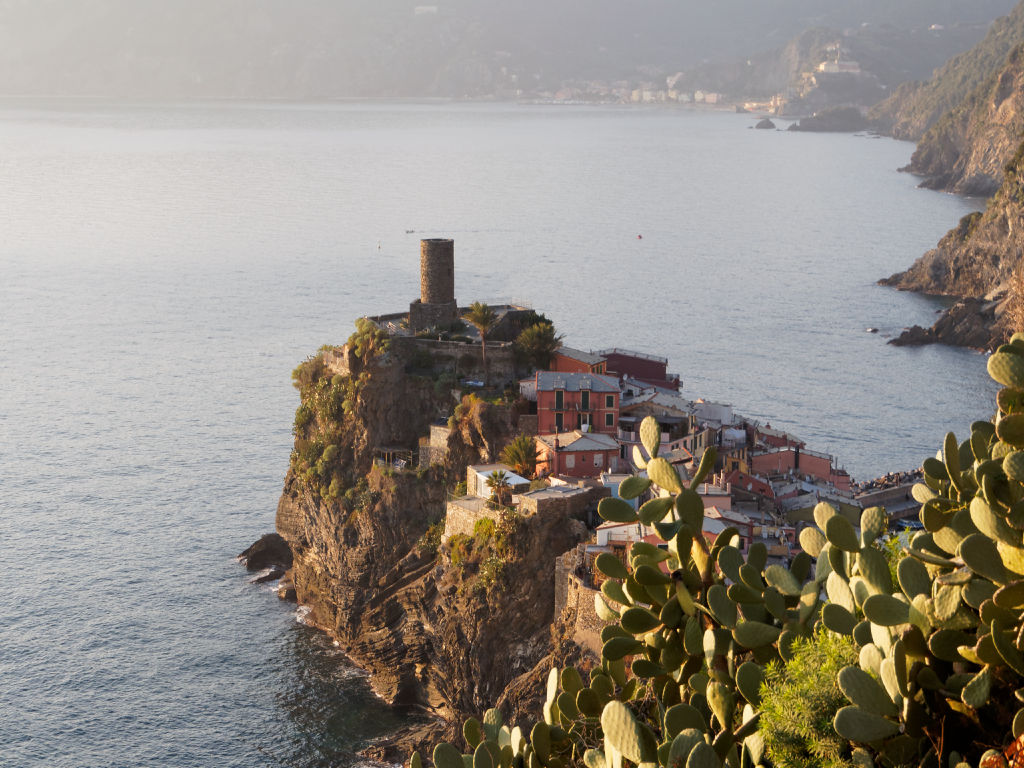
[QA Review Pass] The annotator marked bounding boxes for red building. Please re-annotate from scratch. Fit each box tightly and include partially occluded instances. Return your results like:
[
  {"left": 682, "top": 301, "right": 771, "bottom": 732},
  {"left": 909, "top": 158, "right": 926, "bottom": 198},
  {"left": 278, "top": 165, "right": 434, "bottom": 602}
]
[
  {"left": 532, "top": 371, "right": 620, "bottom": 434},
  {"left": 750, "top": 447, "right": 852, "bottom": 492},
  {"left": 598, "top": 348, "right": 680, "bottom": 390},
  {"left": 552, "top": 347, "right": 607, "bottom": 375},
  {"left": 536, "top": 431, "right": 621, "bottom": 478}
]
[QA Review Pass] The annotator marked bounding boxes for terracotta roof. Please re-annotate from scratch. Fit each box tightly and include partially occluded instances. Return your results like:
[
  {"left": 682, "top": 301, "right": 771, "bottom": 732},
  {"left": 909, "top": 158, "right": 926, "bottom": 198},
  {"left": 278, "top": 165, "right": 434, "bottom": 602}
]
[{"left": 536, "top": 430, "right": 620, "bottom": 452}]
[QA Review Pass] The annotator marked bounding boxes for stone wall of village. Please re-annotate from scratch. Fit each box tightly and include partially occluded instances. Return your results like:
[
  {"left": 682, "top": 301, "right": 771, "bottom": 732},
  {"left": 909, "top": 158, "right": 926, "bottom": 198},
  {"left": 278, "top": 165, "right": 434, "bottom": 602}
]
[
  {"left": 519, "top": 485, "right": 608, "bottom": 517},
  {"left": 442, "top": 500, "right": 493, "bottom": 542},
  {"left": 390, "top": 336, "right": 517, "bottom": 386},
  {"left": 554, "top": 547, "right": 606, "bottom": 656}
]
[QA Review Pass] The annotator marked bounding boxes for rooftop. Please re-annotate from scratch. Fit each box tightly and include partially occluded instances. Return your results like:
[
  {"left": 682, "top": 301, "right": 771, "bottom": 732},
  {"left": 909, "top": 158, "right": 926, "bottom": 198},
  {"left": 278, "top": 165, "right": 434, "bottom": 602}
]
[
  {"left": 556, "top": 346, "right": 607, "bottom": 366},
  {"left": 534, "top": 371, "right": 620, "bottom": 393},
  {"left": 537, "top": 430, "right": 620, "bottom": 452}
]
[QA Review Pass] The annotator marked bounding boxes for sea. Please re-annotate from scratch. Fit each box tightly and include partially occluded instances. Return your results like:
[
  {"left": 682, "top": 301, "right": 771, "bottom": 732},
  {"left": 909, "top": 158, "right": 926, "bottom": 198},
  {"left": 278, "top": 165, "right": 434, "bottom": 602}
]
[{"left": 0, "top": 100, "right": 994, "bottom": 767}]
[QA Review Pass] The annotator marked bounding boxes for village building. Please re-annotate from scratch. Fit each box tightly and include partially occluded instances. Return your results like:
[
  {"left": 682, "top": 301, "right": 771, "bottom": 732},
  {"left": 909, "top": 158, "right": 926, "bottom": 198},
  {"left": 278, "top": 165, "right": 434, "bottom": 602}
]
[
  {"left": 598, "top": 348, "right": 681, "bottom": 390},
  {"left": 465, "top": 463, "right": 531, "bottom": 499},
  {"left": 749, "top": 445, "right": 852, "bottom": 492},
  {"left": 551, "top": 347, "right": 607, "bottom": 375},
  {"left": 522, "top": 371, "right": 620, "bottom": 435},
  {"left": 535, "top": 430, "right": 621, "bottom": 478}
]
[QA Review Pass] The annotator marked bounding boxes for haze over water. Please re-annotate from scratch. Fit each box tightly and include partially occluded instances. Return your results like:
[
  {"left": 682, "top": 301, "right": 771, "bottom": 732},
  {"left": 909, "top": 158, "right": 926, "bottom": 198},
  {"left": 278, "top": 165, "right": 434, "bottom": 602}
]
[{"left": 0, "top": 100, "right": 992, "bottom": 766}]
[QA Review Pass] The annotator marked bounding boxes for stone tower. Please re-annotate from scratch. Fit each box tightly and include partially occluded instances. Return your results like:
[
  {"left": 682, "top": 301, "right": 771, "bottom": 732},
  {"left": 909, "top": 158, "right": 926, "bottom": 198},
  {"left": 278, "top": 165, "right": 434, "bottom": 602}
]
[{"left": 409, "top": 238, "right": 458, "bottom": 331}]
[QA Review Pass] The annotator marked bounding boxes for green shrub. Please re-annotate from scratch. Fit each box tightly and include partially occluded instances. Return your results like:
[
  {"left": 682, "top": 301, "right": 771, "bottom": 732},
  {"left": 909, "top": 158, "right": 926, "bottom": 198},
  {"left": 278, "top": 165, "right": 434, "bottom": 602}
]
[
  {"left": 418, "top": 517, "right": 445, "bottom": 557},
  {"left": 448, "top": 534, "right": 472, "bottom": 568},
  {"left": 473, "top": 517, "right": 496, "bottom": 541},
  {"left": 759, "top": 628, "right": 860, "bottom": 768}
]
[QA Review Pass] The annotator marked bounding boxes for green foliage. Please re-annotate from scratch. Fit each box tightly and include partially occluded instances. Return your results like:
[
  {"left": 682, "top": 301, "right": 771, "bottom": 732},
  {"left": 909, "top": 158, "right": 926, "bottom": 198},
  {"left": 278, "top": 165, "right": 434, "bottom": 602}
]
[
  {"left": 448, "top": 533, "right": 472, "bottom": 568},
  {"left": 501, "top": 433, "right": 542, "bottom": 479},
  {"left": 486, "top": 469, "right": 512, "bottom": 506},
  {"left": 473, "top": 517, "right": 496, "bottom": 541},
  {"left": 291, "top": 353, "right": 326, "bottom": 393},
  {"left": 418, "top": 517, "right": 445, "bottom": 557},
  {"left": 463, "top": 302, "right": 498, "bottom": 385},
  {"left": 347, "top": 317, "right": 390, "bottom": 361},
  {"left": 759, "top": 629, "right": 859, "bottom": 768},
  {"left": 513, "top": 321, "right": 563, "bottom": 371}
]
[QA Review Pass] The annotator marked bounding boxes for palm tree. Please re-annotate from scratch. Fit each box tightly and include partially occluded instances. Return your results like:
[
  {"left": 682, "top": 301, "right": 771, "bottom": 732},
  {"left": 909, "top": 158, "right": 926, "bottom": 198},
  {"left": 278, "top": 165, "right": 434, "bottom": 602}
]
[
  {"left": 514, "top": 321, "right": 563, "bottom": 372},
  {"left": 500, "top": 433, "right": 541, "bottom": 479},
  {"left": 463, "top": 302, "right": 498, "bottom": 385},
  {"left": 486, "top": 469, "right": 512, "bottom": 506}
]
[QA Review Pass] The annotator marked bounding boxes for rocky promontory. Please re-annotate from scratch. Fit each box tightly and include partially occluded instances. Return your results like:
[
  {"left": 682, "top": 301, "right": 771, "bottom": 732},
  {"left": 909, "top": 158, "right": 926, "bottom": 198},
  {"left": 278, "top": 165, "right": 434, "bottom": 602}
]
[
  {"left": 267, "top": 326, "right": 593, "bottom": 758},
  {"left": 881, "top": 138, "right": 1024, "bottom": 348}
]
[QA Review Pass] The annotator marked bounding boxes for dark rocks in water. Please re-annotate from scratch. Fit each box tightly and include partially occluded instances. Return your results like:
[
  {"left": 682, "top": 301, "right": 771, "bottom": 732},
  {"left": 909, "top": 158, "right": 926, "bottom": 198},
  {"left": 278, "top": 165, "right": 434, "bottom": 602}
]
[
  {"left": 238, "top": 532, "right": 292, "bottom": 571},
  {"left": 889, "top": 297, "right": 1000, "bottom": 350},
  {"left": 276, "top": 572, "right": 296, "bottom": 601},
  {"left": 788, "top": 106, "right": 868, "bottom": 132},
  {"left": 755, "top": 118, "right": 776, "bottom": 129},
  {"left": 251, "top": 567, "right": 284, "bottom": 584}
]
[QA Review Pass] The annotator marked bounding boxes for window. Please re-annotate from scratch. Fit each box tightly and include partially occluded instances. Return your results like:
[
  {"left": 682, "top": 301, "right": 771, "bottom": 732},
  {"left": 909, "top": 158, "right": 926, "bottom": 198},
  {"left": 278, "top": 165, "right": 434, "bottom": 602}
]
[
  {"left": 555, "top": 412, "right": 564, "bottom": 431},
  {"left": 581, "top": 390, "right": 590, "bottom": 411},
  {"left": 594, "top": 453, "right": 603, "bottom": 467},
  {"left": 555, "top": 390, "right": 564, "bottom": 410},
  {"left": 605, "top": 394, "right": 614, "bottom": 408},
  {"left": 605, "top": 413, "right": 614, "bottom": 427},
  {"left": 565, "top": 454, "right": 575, "bottom": 468}
]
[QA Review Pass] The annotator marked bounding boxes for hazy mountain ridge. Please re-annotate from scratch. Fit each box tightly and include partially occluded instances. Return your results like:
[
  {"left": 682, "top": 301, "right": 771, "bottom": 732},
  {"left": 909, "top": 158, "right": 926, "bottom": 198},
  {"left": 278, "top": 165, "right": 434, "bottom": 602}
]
[{"left": 0, "top": 0, "right": 1015, "bottom": 98}]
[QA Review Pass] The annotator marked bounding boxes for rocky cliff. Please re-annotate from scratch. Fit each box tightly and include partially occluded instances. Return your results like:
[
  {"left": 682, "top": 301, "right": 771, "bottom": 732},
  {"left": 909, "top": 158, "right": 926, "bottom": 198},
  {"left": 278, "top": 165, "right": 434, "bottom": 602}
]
[
  {"left": 905, "top": 42, "right": 1024, "bottom": 196},
  {"left": 274, "top": 337, "right": 589, "bottom": 756},
  {"left": 871, "top": 1, "right": 1024, "bottom": 144},
  {"left": 882, "top": 140, "right": 1024, "bottom": 347}
]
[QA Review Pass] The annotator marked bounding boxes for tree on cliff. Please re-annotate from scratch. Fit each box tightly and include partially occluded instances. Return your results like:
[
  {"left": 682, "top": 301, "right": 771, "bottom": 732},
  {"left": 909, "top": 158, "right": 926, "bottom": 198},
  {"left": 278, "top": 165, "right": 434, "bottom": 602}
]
[
  {"left": 463, "top": 302, "right": 498, "bottom": 385},
  {"left": 513, "top": 321, "right": 563, "bottom": 372},
  {"left": 485, "top": 469, "right": 512, "bottom": 506},
  {"left": 500, "top": 433, "right": 541, "bottom": 479}
]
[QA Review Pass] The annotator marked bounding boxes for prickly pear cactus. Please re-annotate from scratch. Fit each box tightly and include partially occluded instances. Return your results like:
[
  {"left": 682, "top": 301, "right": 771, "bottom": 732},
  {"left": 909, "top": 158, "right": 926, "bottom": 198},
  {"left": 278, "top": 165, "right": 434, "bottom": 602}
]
[
  {"left": 413, "top": 415, "right": 824, "bottom": 768},
  {"left": 413, "top": 333, "right": 1024, "bottom": 768},
  {"left": 804, "top": 332, "right": 1024, "bottom": 768}
]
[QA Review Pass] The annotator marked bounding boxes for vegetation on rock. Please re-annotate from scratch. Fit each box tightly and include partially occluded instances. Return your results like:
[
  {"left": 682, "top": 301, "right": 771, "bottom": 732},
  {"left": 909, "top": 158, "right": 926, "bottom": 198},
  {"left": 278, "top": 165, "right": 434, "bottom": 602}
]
[
  {"left": 413, "top": 337, "right": 1024, "bottom": 768},
  {"left": 464, "top": 302, "right": 498, "bottom": 386},
  {"left": 501, "top": 434, "right": 543, "bottom": 479},
  {"left": 515, "top": 321, "right": 564, "bottom": 372}
]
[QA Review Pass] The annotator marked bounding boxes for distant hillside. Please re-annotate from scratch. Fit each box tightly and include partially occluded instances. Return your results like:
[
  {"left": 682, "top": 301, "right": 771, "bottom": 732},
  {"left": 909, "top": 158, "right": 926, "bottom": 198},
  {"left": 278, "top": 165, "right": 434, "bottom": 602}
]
[
  {"left": 0, "top": 0, "right": 1015, "bottom": 99},
  {"left": 670, "top": 22, "right": 1000, "bottom": 104},
  {"left": 870, "top": 1, "right": 1024, "bottom": 140}
]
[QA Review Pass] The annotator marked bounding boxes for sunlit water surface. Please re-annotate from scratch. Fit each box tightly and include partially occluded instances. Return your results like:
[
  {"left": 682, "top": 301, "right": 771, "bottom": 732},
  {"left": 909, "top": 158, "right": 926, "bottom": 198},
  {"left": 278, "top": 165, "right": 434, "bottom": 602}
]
[{"left": 0, "top": 100, "right": 993, "bottom": 767}]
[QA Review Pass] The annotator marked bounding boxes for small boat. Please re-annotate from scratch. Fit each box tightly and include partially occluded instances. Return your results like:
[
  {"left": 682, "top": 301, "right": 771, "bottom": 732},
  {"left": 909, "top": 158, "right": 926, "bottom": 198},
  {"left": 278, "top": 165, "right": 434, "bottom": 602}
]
[{"left": 866, "top": 327, "right": 878, "bottom": 333}]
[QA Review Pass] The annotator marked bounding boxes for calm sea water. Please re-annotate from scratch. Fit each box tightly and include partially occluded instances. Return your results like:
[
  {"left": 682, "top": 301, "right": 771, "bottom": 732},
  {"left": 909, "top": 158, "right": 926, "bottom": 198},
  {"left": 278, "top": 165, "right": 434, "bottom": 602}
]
[{"left": 0, "top": 100, "right": 992, "bottom": 767}]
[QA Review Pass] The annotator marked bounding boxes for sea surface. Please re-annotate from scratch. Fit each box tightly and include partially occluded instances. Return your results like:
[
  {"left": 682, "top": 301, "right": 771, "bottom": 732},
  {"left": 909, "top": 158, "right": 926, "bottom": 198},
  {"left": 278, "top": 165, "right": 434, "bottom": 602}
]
[{"left": 0, "top": 100, "right": 994, "bottom": 767}]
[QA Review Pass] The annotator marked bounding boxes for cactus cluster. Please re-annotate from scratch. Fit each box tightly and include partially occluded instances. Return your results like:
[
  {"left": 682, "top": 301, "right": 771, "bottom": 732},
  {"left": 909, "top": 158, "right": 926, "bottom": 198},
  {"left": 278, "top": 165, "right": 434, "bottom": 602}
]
[{"left": 412, "top": 337, "right": 1024, "bottom": 768}]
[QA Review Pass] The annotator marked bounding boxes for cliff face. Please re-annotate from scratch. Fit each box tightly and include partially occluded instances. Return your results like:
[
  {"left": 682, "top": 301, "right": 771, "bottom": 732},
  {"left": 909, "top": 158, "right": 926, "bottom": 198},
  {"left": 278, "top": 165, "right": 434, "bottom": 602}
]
[
  {"left": 883, "top": 143, "right": 1024, "bottom": 298},
  {"left": 870, "top": 1, "right": 1024, "bottom": 143},
  {"left": 905, "top": 43, "right": 1024, "bottom": 196},
  {"left": 275, "top": 342, "right": 589, "bottom": 751},
  {"left": 881, "top": 141, "right": 1024, "bottom": 348}
]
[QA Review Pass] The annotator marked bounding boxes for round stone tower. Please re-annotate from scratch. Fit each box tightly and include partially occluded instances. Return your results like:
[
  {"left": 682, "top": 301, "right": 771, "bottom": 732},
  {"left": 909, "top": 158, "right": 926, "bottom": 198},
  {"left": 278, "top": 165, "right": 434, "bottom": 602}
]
[
  {"left": 420, "top": 238, "right": 455, "bottom": 305},
  {"left": 409, "top": 238, "right": 458, "bottom": 331}
]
